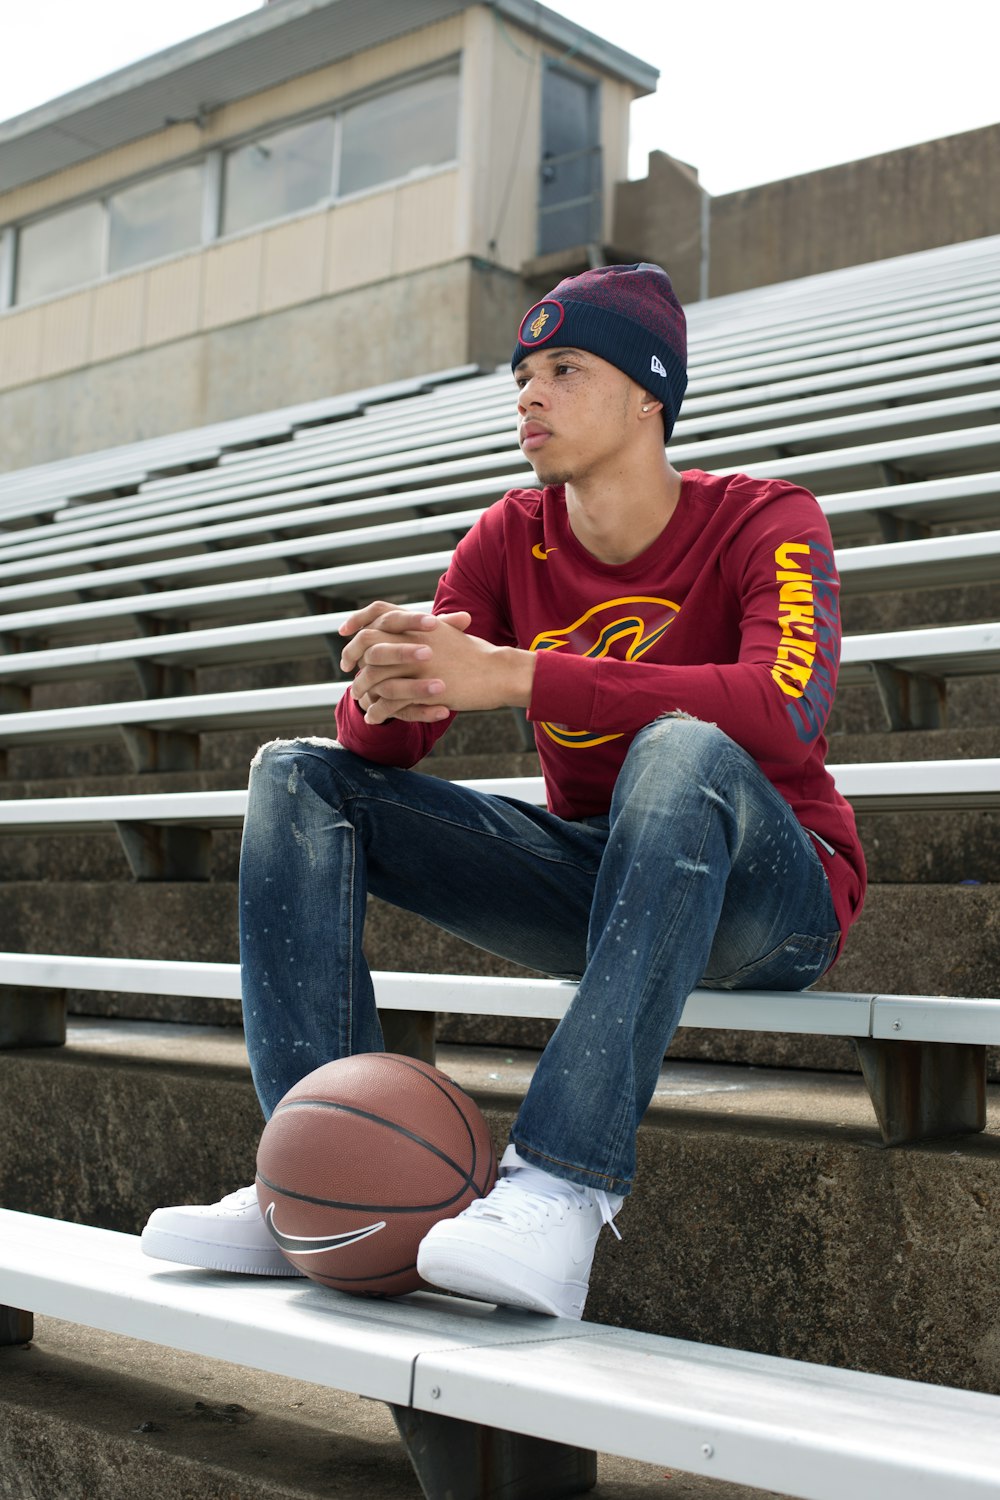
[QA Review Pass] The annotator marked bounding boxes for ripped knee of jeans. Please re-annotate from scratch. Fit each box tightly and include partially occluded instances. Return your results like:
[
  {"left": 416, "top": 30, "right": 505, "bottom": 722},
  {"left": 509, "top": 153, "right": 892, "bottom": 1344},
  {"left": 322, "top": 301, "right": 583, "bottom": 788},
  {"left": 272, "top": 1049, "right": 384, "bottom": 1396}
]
[{"left": 249, "top": 735, "right": 342, "bottom": 771}]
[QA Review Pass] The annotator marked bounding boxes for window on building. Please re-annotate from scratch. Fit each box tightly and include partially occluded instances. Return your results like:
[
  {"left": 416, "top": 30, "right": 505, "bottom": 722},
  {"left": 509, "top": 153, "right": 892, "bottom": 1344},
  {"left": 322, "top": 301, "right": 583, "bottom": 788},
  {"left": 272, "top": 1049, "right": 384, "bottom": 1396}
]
[
  {"left": 15, "top": 200, "right": 104, "bottom": 304},
  {"left": 222, "top": 116, "right": 335, "bottom": 238},
  {"left": 339, "top": 69, "right": 460, "bottom": 198},
  {"left": 6, "top": 63, "right": 462, "bottom": 307},
  {"left": 108, "top": 163, "right": 205, "bottom": 274}
]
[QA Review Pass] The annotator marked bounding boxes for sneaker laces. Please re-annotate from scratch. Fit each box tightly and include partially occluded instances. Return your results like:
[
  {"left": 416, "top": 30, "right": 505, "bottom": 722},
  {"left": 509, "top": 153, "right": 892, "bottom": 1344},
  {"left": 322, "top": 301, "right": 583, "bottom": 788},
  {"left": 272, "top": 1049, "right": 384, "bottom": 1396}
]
[
  {"left": 219, "top": 1185, "right": 259, "bottom": 1211},
  {"left": 470, "top": 1161, "right": 623, "bottom": 1241}
]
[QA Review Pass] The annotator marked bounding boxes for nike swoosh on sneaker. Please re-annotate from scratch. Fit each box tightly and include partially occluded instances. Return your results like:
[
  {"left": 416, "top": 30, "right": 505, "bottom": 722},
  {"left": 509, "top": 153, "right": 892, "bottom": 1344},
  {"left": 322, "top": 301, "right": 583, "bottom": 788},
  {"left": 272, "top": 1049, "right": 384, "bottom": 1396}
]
[{"left": 264, "top": 1203, "right": 386, "bottom": 1255}]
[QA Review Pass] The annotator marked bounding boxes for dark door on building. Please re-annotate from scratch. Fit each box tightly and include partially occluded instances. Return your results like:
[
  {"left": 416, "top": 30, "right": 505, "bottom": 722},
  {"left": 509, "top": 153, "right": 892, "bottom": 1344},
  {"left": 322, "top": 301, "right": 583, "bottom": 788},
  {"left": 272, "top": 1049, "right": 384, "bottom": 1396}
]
[{"left": 538, "top": 60, "right": 602, "bottom": 256}]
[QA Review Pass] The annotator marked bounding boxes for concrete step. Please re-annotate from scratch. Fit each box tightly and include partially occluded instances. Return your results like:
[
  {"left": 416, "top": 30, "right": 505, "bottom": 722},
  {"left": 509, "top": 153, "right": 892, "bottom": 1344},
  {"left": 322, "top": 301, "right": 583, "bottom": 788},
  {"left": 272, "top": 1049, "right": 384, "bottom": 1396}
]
[
  {"left": 0, "top": 698, "right": 538, "bottom": 784},
  {"left": 1, "top": 881, "right": 997, "bottom": 1074},
  {"left": 0, "top": 790, "right": 994, "bottom": 885},
  {"left": 2, "top": 1022, "right": 1000, "bottom": 1398}
]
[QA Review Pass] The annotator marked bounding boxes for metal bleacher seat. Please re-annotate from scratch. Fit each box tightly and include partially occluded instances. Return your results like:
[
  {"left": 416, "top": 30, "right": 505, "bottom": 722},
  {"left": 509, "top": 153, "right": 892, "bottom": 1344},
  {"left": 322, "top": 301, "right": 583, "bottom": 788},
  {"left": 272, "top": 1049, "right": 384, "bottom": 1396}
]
[
  {"left": 0, "top": 366, "right": 480, "bottom": 529},
  {"left": 0, "top": 234, "right": 998, "bottom": 756},
  {"left": 1, "top": 235, "right": 999, "bottom": 1115}
]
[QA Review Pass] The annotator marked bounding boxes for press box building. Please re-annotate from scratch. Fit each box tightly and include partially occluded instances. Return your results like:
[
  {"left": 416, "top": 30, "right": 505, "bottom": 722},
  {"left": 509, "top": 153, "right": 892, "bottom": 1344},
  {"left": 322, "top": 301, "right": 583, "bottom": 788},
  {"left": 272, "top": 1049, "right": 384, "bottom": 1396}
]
[{"left": 0, "top": 0, "right": 656, "bottom": 470}]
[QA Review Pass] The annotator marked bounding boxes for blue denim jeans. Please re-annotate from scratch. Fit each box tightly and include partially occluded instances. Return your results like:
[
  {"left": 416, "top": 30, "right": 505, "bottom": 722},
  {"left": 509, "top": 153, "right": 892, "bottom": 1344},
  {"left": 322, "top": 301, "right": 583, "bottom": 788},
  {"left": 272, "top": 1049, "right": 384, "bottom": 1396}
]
[{"left": 239, "top": 717, "right": 839, "bottom": 1196}]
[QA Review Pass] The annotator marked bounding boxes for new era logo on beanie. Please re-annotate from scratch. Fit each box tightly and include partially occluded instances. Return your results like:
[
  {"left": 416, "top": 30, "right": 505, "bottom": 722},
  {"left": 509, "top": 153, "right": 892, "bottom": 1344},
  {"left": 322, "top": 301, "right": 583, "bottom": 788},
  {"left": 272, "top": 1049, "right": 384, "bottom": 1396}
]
[{"left": 512, "top": 263, "right": 687, "bottom": 442}]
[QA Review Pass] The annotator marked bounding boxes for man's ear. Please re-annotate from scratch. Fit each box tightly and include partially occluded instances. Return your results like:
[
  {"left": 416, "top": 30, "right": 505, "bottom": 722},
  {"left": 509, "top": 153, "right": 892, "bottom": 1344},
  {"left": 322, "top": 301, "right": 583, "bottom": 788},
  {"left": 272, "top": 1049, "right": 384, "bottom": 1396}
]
[{"left": 639, "top": 391, "right": 663, "bottom": 416}]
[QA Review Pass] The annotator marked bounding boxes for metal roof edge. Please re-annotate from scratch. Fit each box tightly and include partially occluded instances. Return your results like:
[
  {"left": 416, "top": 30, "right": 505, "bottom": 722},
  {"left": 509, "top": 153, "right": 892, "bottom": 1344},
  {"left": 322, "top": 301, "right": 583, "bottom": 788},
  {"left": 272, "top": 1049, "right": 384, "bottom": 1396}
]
[
  {"left": 0, "top": 0, "right": 336, "bottom": 145},
  {"left": 0, "top": 0, "right": 657, "bottom": 148},
  {"left": 492, "top": 0, "right": 658, "bottom": 93}
]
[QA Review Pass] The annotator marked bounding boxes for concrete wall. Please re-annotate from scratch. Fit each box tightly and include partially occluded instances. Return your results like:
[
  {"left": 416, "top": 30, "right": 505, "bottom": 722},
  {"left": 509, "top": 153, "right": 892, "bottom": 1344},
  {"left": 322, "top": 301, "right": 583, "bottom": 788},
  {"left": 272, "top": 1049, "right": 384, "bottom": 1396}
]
[
  {"left": 613, "top": 150, "right": 706, "bottom": 305},
  {"left": 0, "top": 259, "right": 525, "bottom": 471},
  {"left": 616, "top": 121, "right": 1000, "bottom": 299}
]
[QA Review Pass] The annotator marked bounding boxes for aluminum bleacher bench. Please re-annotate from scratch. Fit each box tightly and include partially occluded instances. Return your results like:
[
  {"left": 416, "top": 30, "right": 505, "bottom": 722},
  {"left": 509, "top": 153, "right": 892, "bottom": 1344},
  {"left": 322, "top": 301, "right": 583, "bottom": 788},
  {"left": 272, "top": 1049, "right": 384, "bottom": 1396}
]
[
  {"left": 125, "top": 362, "right": 999, "bottom": 502},
  {"left": 1, "top": 759, "right": 998, "bottom": 1148},
  {"left": 23, "top": 379, "right": 1000, "bottom": 533},
  {"left": 838, "top": 621, "right": 1000, "bottom": 729},
  {"left": 3, "top": 412, "right": 999, "bottom": 578},
  {"left": 687, "top": 322, "right": 1000, "bottom": 399},
  {"left": 3, "top": 1209, "right": 997, "bottom": 1500},
  {"left": 0, "top": 518, "right": 996, "bottom": 660},
  {"left": 0, "top": 447, "right": 531, "bottom": 563},
  {"left": 821, "top": 470, "right": 1000, "bottom": 544},
  {"left": 690, "top": 255, "right": 1000, "bottom": 336},
  {"left": 694, "top": 285, "right": 1000, "bottom": 366},
  {"left": 681, "top": 336, "right": 1000, "bottom": 418},
  {"left": 730, "top": 421, "right": 1000, "bottom": 489},
  {"left": 677, "top": 352, "right": 1000, "bottom": 442},
  {"left": 0, "top": 681, "right": 351, "bottom": 770},
  {"left": 0, "top": 366, "right": 480, "bottom": 528},
  {"left": 672, "top": 387, "right": 1000, "bottom": 472},
  {"left": 119, "top": 412, "right": 519, "bottom": 519},
  {"left": 1, "top": 618, "right": 998, "bottom": 750},
  {"left": 0, "top": 477, "right": 520, "bottom": 588},
  {"left": 0, "top": 505, "right": 487, "bottom": 611},
  {"left": 1, "top": 945, "right": 997, "bottom": 1150},
  {"left": 0, "top": 548, "right": 457, "bottom": 646},
  {"left": 0, "top": 763, "right": 996, "bottom": 863},
  {"left": 1, "top": 450, "right": 994, "bottom": 599}
]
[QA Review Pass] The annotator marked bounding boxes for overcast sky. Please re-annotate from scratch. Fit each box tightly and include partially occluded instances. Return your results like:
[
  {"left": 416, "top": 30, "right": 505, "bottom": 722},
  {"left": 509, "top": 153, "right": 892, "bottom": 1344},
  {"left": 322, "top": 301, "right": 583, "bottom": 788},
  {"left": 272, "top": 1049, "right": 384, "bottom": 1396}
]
[{"left": 2, "top": 0, "right": 998, "bottom": 196}]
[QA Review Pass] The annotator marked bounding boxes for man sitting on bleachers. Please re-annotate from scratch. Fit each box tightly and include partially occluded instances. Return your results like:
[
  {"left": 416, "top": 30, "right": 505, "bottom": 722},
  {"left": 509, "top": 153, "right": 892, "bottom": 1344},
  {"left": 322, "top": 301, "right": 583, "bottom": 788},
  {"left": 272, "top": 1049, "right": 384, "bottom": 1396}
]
[{"left": 142, "top": 263, "right": 867, "bottom": 1319}]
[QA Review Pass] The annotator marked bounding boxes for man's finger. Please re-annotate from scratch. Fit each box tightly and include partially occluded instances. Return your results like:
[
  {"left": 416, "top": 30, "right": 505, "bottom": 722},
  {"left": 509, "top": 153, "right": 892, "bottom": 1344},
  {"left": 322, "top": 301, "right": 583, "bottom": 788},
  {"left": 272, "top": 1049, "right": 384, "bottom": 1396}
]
[
  {"left": 338, "top": 600, "right": 399, "bottom": 636},
  {"left": 353, "top": 672, "right": 445, "bottom": 704},
  {"left": 340, "top": 604, "right": 435, "bottom": 639},
  {"left": 427, "top": 610, "right": 473, "bottom": 633},
  {"left": 339, "top": 615, "right": 437, "bottom": 673},
  {"left": 361, "top": 695, "right": 451, "bottom": 725},
  {"left": 359, "top": 641, "right": 432, "bottom": 668}
]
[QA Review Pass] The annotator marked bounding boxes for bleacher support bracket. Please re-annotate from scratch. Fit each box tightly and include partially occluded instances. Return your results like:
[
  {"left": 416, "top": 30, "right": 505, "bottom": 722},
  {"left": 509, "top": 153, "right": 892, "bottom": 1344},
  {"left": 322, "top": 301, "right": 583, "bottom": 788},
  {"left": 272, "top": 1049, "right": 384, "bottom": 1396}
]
[
  {"left": 0, "top": 986, "right": 66, "bottom": 1048},
  {"left": 114, "top": 821, "right": 211, "bottom": 880},
  {"left": 855, "top": 1037, "right": 987, "bottom": 1145},
  {"left": 390, "top": 1403, "right": 598, "bottom": 1500},
  {"left": 0, "top": 1305, "right": 33, "bottom": 1347},
  {"left": 118, "top": 725, "right": 200, "bottom": 774},
  {"left": 871, "top": 663, "right": 946, "bottom": 731}
]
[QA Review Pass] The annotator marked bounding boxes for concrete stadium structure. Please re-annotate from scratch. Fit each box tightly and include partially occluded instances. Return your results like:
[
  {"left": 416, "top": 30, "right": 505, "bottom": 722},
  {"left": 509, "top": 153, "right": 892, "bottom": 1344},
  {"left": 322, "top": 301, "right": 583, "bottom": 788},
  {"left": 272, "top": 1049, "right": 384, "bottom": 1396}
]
[
  {"left": 2, "top": 5, "right": 1000, "bottom": 1496},
  {"left": 1, "top": 229, "right": 999, "bottom": 1496}
]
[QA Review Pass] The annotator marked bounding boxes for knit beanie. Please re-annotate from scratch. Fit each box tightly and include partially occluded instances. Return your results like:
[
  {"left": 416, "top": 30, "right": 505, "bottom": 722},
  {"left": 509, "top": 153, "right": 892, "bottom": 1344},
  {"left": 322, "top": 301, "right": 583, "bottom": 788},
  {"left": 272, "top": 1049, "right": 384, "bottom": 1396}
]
[{"left": 511, "top": 262, "right": 687, "bottom": 441}]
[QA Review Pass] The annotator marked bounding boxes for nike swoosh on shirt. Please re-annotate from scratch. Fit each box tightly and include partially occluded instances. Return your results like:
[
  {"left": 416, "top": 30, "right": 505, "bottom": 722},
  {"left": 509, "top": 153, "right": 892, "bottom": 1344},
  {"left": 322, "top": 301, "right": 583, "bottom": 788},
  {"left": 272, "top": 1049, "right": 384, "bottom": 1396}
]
[
  {"left": 532, "top": 543, "right": 557, "bottom": 560},
  {"left": 264, "top": 1202, "right": 386, "bottom": 1255}
]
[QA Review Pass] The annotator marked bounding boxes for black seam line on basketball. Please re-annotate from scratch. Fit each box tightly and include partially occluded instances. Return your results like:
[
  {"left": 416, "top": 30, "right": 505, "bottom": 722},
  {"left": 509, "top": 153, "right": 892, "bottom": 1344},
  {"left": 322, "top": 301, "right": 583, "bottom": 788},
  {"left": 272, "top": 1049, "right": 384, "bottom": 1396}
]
[
  {"left": 264, "top": 1204, "right": 387, "bottom": 1255},
  {"left": 383, "top": 1056, "right": 481, "bottom": 1178},
  {"left": 314, "top": 1054, "right": 483, "bottom": 1183},
  {"left": 269, "top": 1097, "right": 480, "bottom": 1194},
  {"left": 257, "top": 1169, "right": 471, "bottom": 1215},
  {"left": 310, "top": 1261, "right": 418, "bottom": 1286}
]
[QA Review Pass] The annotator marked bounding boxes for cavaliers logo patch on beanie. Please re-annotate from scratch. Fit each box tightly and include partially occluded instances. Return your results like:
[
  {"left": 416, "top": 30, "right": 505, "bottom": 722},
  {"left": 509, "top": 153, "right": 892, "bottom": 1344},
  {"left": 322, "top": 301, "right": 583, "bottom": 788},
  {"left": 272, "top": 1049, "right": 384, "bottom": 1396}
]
[{"left": 512, "top": 263, "right": 688, "bottom": 442}]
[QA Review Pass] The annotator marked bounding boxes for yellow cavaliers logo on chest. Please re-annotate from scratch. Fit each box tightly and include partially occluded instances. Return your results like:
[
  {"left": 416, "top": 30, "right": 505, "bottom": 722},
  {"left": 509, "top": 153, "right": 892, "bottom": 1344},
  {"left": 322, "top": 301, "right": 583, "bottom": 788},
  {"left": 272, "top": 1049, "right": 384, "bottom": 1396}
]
[{"left": 530, "top": 596, "right": 681, "bottom": 748}]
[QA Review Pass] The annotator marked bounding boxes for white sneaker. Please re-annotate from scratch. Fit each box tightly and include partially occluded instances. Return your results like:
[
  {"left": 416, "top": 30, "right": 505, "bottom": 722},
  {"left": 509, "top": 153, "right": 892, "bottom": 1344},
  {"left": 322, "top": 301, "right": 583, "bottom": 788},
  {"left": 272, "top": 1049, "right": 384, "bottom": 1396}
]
[
  {"left": 141, "top": 1185, "right": 302, "bottom": 1275},
  {"left": 416, "top": 1147, "right": 621, "bottom": 1319}
]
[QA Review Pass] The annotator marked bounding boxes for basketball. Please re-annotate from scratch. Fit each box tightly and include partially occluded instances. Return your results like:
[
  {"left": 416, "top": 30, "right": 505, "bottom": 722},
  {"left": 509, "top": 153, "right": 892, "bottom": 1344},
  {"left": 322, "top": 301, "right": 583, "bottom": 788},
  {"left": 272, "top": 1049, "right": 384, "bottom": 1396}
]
[{"left": 255, "top": 1052, "right": 497, "bottom": 1296}]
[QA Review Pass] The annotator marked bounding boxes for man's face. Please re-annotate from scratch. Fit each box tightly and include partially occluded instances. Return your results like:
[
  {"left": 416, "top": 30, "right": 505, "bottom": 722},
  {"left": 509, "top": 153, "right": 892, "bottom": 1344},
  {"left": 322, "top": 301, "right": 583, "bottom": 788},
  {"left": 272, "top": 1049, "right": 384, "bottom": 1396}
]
[{"left": 514, "top": 346, "right": 640, "bottom": 486}]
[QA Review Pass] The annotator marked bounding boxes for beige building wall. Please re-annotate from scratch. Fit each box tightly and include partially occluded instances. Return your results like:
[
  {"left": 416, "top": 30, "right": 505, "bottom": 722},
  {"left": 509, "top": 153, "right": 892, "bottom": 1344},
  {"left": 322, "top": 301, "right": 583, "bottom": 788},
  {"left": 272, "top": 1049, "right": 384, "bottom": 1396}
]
[{"left": 0, "top": 259, "right": 527, "bottom": 474}]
